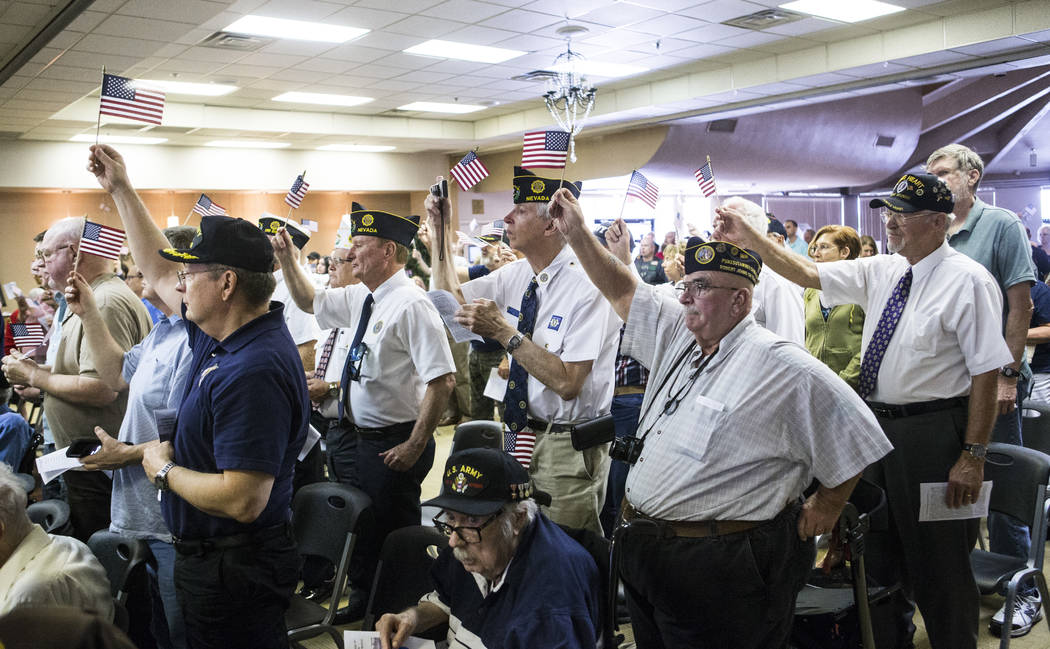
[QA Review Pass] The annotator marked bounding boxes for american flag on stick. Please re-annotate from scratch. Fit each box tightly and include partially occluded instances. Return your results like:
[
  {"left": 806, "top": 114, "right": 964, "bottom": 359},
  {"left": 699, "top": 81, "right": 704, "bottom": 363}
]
[
  {"left": 522, "top": 130, "right": 569, "bottom": 169},
  {"left": 695, "top": 159, "right": 717, "bottom": 197},
  {"left": 449, "top": 151, "right": 490, "bottom": 189},
  {"left": 476, "top": 221, "right": 505, "bottom": 243},
  {"left": 192, "top": 194, "right": 226, "bottom": 217},
  {"left": 284, "top": 174, "right": 310, "bottom": 208},
  {"left": 626, "top": 170, "right": 660, "bottom": 209},
  {"left": 79, "top": 221, "right": 125, "bottom": 260},
  {"left": 99, "top": 73, "right": 164, "bottom": 125},
  {"left": 10, "top": 323, "right": 45, "bottom": 349},
  {"left": 504, "top": 429, "right": 537, "bottom": 469}
]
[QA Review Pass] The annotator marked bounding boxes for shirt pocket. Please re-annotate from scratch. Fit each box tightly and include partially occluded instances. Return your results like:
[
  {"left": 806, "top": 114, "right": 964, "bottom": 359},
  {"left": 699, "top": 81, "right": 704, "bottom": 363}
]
[
  {"left": 668, "top": 394, "right": 727, "bottom": 461},
  {"left": 532, "top": 315, "right": 567, "bottom": 354},
  {"left": 141, "top": 357, "right": 177, "bottom": 410},
  {"left": 905, "top": 311, "right": 941, "bottom": 357}
]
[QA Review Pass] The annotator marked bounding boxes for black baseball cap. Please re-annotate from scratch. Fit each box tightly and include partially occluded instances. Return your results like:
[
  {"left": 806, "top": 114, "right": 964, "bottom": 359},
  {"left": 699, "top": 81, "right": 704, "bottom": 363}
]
[
  {"left": 869, "top": 173, "right": 955, "bottom": 214},
  {"left": 766, "top": 215, "right": 787, "bottom": 237},
  {"left": 423, "top": 448, "right": 548, "bottom": 516},
  {"left": 158, "top": 214, "right": 274, "bottom": 273}
]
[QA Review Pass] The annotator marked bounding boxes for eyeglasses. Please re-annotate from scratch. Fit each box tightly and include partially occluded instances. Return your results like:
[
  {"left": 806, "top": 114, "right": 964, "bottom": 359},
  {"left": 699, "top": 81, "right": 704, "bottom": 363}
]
[
  {"left": 329, "top": 256, "right": 352, "bottom": 268},
  {"left": 432, "top": 512, "right": 500, "bottom": 544},
  {"left": 176, "top": 268, "right": 214, "bottom": 285},
  {"left": 36, "top": 244, "right": 75, "bottom": 261},
  {"left": 675, "top": 280, "right": 739, "bottom": 299},
  {"left": 346, "top": 342, "right": 368, "bottom": 382},
  {"left": 126, "top": 272, "right": 144, "bottom": 279},
  {"left": 880, "top": 210, "right": 929, "bottom": 224}
]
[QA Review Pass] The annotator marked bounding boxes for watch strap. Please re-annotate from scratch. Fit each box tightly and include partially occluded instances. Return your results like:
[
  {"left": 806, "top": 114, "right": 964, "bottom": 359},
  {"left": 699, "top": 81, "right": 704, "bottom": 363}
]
[
  {"left": 155, "top": 461, "right": 176, "bottom": 490},
  {"left": 505, "top": 333, "right": 524, "bottom": 354}
]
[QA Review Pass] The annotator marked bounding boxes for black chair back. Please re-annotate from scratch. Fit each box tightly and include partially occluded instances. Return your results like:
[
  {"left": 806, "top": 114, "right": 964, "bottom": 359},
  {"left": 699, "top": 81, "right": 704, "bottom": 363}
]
[
  {"left": 292, "top": 481, "right": 372, "bottom": 565},
  {"left": 1021, "top": 400, "right": 1050, "bottom": 457},
  {"left": 362, "top": 525, "right": 447, "bottom": 637},
  {"left": 27, "top": 499, "right": 71, "bottom": 535},
  {"left": 451, "top": 421, "right": 502, "bottom": 455},
  {"left": 86, "top": 530, "right": 150, "bottom": 604}
]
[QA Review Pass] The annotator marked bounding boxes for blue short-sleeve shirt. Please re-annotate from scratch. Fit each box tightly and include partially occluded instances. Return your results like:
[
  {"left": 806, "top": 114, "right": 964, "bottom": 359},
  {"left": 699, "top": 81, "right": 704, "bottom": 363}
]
[{"left": 162, "top": 302, "right": 309, "bottom": 539}]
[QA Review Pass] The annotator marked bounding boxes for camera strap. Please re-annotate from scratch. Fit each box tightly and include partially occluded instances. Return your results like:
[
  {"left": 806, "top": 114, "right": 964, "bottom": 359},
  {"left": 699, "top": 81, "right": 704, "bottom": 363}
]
[{"left": 634, "top": 340, "right": 715, "bottom": 444}]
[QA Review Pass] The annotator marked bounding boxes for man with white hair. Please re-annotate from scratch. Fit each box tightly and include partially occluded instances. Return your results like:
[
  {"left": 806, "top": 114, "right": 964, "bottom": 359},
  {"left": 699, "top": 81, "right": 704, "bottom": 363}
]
[
  {"left": 0, "top": 462, "right": 112, "bottom": 620},
  {"left": 376, "top": 447, "right": 601, "bottom": 649}
]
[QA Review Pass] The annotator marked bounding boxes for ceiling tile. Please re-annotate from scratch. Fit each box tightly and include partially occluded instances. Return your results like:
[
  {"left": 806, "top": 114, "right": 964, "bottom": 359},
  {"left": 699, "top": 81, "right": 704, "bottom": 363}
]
[
  {"left": 213, "top": 62, "right": 283, "bottom": 78},
  {"left": 441, "top": 25, "right": 519, "bottom": 46},
  {"left": 627, "top": 13, "right": 708, "bottom": 36},
  {"left": 712, "top": 30, "right": 782, "bottom": 49},
  {"left": 583, "top": 27, "right": 658, "bottom": 49},
  {"left": 420, "top": 0, "right": 509, "bottom": 22},
  {"left": 116, "top": 0, "right": 228, "bottom": 24},
  {"left": 258, "top": 40, "right": 336, "bottom": 57},
  {"left": 253, "top": 0, "right": 346, "bottom": 22},
  {"left": 676, "top": 0, "right": 768, "bottom": 23},
  {"left": 2, "top": 2, "right": 53, "bottom": 26},
  {"left": 345, "top": 62, "right": 419, "bottom": 79},
  {"left": 153, "top": 57, "right": 229, "bottom": 75},
  {"left": 309, "top": 74, "right": 377, "bottom": 88},
  {"left": 73, "top": 33, "right": 167, "bottom": 58},
  {"left": 294, "top": 57, "right": 354, "bottom": 74},
  {"left": 576, "top": 2, "right": 664, "bottom": 28},
  {"left": 235, "top": 51, "right": 309, "bottom": 67},
  {"left": 325, "top": 6, "right": 410, "bottom": 30},
  {"left": 347, "top": 31, "right": 425, "bottom": 53},
  {"left": 673, "top": 21, "right": 750, "bottom": 43},
  {"left": 620, "top": 0, "right": 699, "bottom": 10},
  {"left": 267, "top": 68, "right": 332, "bottom": 83},
  {"left": 494, "top": 33, "right": 563, "bottom": 52},
  {"left": 365, "top": 79, "right": 419, "bottom": 91},
  {"left": 372, "top": 51, "right": 440, "bottom": 70},
  {"left": 762, "top": 17, "right": 839, "bottom": 37},
  {"left": 63, "top": 10, "right": 108, "bottom": 33},
  {"left": 423, "top": 59, "right": 492, "bottom": 75},
  {"left": 384, "top": 15, "right": 468, "bottom": 39},
  {"left": 352, "top": 0, "right": 442, "bottom": 12},
  {"left": 393, "top": 69, "right": 455, "bottom": 84},
  {"left": 95, "top": 15, "right": 197, "bottom": 42},
  {"left": 836, "top": 61, "right": 916, "bottom": 78},
  {"left": 479, "top": 9, "right": 561, "bottom": 32},
  {"left": 178, "top": 45, "right": 247, "bottom": 64}
]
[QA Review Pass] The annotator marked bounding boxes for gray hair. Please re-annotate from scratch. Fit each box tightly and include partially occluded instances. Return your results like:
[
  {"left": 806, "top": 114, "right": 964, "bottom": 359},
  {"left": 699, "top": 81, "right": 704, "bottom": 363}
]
[
  {"left": 0, "top": 463, "right": 30, "bottom": 539},
  {"left": 497, "top": 499, "right": 538, "bottom": 539},
  {"left": 211, "top": 265, "right": 276, "bottom": 308},
  {"left": 926, "top": 143, "right": 984, "bottom": 191},
  {"left": 45, "top": 216, "right": 86, "bottom": 247}
]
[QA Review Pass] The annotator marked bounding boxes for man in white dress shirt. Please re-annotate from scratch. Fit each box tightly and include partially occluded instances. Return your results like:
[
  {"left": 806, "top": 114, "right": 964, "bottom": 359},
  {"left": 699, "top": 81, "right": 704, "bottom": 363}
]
[{"left": 259, "top": 215, "right": 321, "bottom": 371}]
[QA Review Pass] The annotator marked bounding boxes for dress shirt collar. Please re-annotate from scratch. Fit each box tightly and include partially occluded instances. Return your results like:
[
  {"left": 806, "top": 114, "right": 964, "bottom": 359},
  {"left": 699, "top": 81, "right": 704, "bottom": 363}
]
[
  {"left": 532, "top": 245, "right": 576, "bottom": 288},
  {"left": 371, "top": 268, "right": 412, "bottom": 304},
  {"left": 910, "top": 239, "right": 953, "bottom": 284}
]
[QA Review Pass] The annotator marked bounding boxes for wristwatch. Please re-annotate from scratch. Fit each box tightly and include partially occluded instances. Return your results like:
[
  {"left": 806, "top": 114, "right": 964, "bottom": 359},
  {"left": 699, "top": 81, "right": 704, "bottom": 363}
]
[
  {"left": 505, "top": 333, "right": 524, "bottom": 354},
  {"left": 1000, "top": 367, "right": 1021, "bottom": 378},
  {"left": 154, "top": 461, "right": 176, "bottom": 491},
  {"left": 962, "top": 443, "right": 987, "bottom": 460},
  {"left": 327, "top": 381, "right": 339, "bottom": 397}
]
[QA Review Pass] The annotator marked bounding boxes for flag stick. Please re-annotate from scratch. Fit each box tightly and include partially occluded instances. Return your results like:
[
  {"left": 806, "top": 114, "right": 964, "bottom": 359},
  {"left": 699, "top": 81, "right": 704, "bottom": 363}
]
[
  {"left": 558, "top": 130, "right": 571, "bottom": 190},
  {"left": 95, "top": 66, "right": 106, "bottom": 146}
]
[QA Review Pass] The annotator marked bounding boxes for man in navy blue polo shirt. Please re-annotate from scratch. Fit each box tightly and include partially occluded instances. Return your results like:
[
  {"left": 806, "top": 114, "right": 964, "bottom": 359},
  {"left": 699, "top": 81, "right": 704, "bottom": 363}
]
[
  {"left": 377, "top": 447, "right": 601, "bottom": 649},
  {"left": 87, "top": 144, "right": 308, "bottom": 649}
]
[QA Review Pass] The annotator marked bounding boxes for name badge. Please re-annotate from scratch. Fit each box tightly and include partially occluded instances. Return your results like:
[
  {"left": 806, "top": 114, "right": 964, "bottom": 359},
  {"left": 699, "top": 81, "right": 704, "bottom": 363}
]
[{"left": 507, "top": 306, "right": 520, "bottom": 318}]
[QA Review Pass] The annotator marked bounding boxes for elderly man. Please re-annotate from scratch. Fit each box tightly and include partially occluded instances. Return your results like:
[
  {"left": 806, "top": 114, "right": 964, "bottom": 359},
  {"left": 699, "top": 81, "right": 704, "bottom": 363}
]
[
  {"left": 272, "top": 204, "right": 456, "bottom": 620},
  {"left": 714, "top": 174, "right": 1010, "bottom": 649},
  {"left": 377, "top": 447, "right": 600, "bottom": 649},
  {"left": 0, "top": 462, "right": 112, "bottom": 620},
  {"left": 549, "top": 191, "right": 891, "bottom": 649},
  {"left": 259, "top": 215, "right": 322, "bottom": 372},
  {"left": 2, "top": 216, "right": 152, "bottom": 541},
  {"left": 427, "top": 167, "right": 621, "bottom": 535},
  {"left": 927, "top": 143, "right": 1039, "bottom": 635},
  {"left": 88, "top": 145, "right": 308, "bottom": 649}
]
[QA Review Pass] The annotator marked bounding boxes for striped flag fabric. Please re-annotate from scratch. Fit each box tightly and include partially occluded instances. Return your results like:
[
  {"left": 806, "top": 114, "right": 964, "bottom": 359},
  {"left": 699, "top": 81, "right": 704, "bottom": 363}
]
[
  {"left": 192, "top": 194, "right": 226, "bottom": 217},
  {"left": 449, "top": 151, "right": 490, "bottom": 189},
  {"left": 522, "top": 130, "right": 569, "bottom": 169},
  {"left": 79, "top": 221, "right": 125, "bottom": 260},
  {"left": 455, "top": 231, "right": 472, "bottom": 247},
  {"left": 626, "top": 170, "right": 660, "bottom": 209},
  {"left": 10, "top": 323, "right": 45, "bottom": 349},
  {"left": 284, "top": 174, "right": 310, "bottom": 208},
  {"left": 504, "top": 429, "right": 537, "bottom": 469},
  {"left": 99, "top": 73, "right": 164, "bottom": 125},
  {"left": 695, "top": 161, "right": 717, "bottom": 197},
  {"left": 477, "top": 220, "right": 505, "bottom": 243}
]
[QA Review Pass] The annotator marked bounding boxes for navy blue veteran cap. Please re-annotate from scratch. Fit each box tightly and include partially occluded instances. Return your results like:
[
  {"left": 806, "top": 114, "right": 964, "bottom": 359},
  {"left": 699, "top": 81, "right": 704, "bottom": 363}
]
[
  {"left": 259, "top": 214, "right": 311, "bottom": 250},
  {"left": 766, "top": 214, "right": 787, "bottom": 237},
  {"left": 422, "top": 448, "right": 550, "bottom": 516},
  {"left": 512, "top": 166, "right": 582, "bottom": 204},
  {"left": 350, "top": 207, "right": 420, "bottom": 248},
  {"left": 683, "top": 237, "right": 762, "bottom": 285},
  {"left": 869, "top": 173, "right": 954, "bottom": 214},
  {"left": 159, "top": 214, "right": 274, "bottom": 273}
]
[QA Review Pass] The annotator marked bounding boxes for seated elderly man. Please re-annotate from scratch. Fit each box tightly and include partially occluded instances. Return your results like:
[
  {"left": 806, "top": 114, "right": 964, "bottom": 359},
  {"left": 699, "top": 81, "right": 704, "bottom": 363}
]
[
  {"left": 377, "top": 447, "right": 600, "bottom": 649},
  {"left": 0, "top": 463, "right": 112, "bottom": 620}
]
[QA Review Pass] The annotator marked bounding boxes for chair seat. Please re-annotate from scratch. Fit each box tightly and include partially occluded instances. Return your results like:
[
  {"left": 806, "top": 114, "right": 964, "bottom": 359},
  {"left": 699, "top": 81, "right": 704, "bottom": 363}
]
[
  {"left": 285, "top": 595, "right": 328, "bottom": 629},
  {"left": 971, "top": 550, "right": 1028, "bottom": 594}
]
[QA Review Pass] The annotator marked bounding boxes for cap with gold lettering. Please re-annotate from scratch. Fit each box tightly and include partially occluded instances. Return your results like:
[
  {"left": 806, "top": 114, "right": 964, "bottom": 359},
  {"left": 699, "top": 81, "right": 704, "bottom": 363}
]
[
  {"left": 512, "top": 166, "right": 582, "bottom": 205},
  {"left": 422, "top": 448, "right": 551, "bottom": 516},
  {"left": 683, "top": 237, "right": 762, "bottom": 285},
  {"left": 350, "top": 206, "right": 420, "bottom": 248},
  {"left": 869, "top": 173, "right": 954, "bottom": 214}
]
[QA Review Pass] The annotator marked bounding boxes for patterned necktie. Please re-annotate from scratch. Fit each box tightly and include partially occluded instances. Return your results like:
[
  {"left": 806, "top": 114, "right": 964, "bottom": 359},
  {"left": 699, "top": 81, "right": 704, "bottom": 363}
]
[
  {"left": 338, "top": 293, "right": 374, "bottom": 421},
  {"left": 311, "top": 328, "right": 339, "bottom": 412},
  {"left": 858, "top": 268, "right": 913, "bottom": 399},
  {"left": 503, "top": 277, "right": 539, "bottom": 468}
]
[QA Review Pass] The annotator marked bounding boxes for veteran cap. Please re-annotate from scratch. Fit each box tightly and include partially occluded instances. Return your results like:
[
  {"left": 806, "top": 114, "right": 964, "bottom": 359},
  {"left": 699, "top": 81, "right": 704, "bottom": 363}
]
[
  {"left": 422, "top": 447, "right": 551, "bottom": 516},
  {"left": 512, "top": 166, "right": 582, "bottom": 204},
  {"left": 869, "top": 173, "right": 954, "bottom": 214},
  {"left": 350, "top": 205, "right": 420, "bottom": 248},
  {"left": 683, "top": 237, "right": 762, "bottom": 285},
  {"left": 258, "top": 213, "right": 311, "bottom": 250},
  {"left": 766, "top": 214, "right": 787, "bottom": 237},
  {"left": 158, "top": 214, "right": 274, "bottom": 273}
]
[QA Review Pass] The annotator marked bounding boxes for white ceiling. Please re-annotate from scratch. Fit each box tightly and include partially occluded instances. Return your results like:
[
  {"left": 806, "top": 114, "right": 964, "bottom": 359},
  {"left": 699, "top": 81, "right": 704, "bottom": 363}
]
[{"left": 0, "top": 0, "right": 1047, "bottom": 156}]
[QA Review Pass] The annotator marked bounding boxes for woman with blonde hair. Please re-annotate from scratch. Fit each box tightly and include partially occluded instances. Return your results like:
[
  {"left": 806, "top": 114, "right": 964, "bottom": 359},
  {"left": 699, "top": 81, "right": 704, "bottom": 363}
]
[{"left": 805, "top": 225, "right": 865, "bottom": 390}]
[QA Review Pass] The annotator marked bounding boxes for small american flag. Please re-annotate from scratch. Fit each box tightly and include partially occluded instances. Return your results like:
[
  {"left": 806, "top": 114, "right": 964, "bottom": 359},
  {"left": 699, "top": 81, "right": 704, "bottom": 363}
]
[
  {"left": 504, "top": 429, "right": 537, "bottom": 469},
  {"left": 695, "top": 161, "right": 717, "bottom": 197},
  {"left": 10, "top": 323, "right": 45, "bottom": 349},
  {"left": 522, "top": 130, "right": 569, "bottom": 169},
  {"left": 477, "top": 221, "right": 505, "bottom": 243},
  {"left": 99, "top": 73, "right": 164, "bottom": 125},
  {"left": 192, "top": 194, "right": 226, "bottom": 217},
  {"left": 626, "top": 170, "right": 660, "bottom": 209},
  {"left": 449, "top": 151, "right": 490, "bottom": 190},
  {"left": 456, "top": 230, "right": 472, "bottom": 247},
  {"left": 79, "top": 221, "right": 125, "bottom": 260},
  {"left": 284, "top": 174, "right": 310, "bottom": 208}
]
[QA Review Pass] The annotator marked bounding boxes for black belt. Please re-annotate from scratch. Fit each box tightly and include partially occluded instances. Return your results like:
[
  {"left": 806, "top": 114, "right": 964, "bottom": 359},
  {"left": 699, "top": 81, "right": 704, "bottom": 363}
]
[
  {"left": 866, "top": 397, "right": 968, "bottom": 420},
  {"left": 174, "top": 522, "right": 290, "bottom": 556},
  {"left": 352, "top": 420, "right": 415, "bottom": 439},
  {"left": 527, "top": 418, "right": 575, "bottom": 433}
]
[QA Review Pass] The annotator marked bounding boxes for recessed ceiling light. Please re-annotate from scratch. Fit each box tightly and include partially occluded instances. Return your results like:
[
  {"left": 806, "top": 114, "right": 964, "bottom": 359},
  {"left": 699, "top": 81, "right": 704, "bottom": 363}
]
[
  {"left": 204, "top": 140, "right": 291, "bottom": 149},
  {"left": 779, "top": 0, "right": 905, "bottom": 23},
  {"left": 317, "top": 144, "right": 396, "bottom": 152},
  {"left": 224, "top": 15, "right": 369, "bottom": 43},
  {"left": 70, "top": 134, "right": 167, "bottom": 145},
  {"left": 272, "top": 92, "right": 374, "bottom": 107},
  {"left": 139, "top": 80, "right": 238, "bottom": 96},
  {"left": 398, "top": 101, "right": 487, "bottom": 114},
  {"left": 404, "top": 39, "right": 526, "bottom": 64},
  {"left": 554, "top": 60, "right": 648, "bottom": 79}
]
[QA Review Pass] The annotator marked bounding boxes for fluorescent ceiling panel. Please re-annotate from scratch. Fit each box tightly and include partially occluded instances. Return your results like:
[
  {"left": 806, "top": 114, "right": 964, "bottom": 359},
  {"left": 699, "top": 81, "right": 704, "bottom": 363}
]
[
  {"left": 779, "top": 0, "right": 905, "bottom": 23},
  {"left": 404, "top": 39, "right": 525, "bottom": 64},
  {"left": 398, "top": 101, "right": 486, "bottom": 114},
  {"left": 224, "top": 15, "right": 369, "bottom": 43},
  {"left": 139, "top": 80, "right": 238, "bottom": 96},
  {"left": 272, "top": 91, "right": 374, "bottom": 107}
]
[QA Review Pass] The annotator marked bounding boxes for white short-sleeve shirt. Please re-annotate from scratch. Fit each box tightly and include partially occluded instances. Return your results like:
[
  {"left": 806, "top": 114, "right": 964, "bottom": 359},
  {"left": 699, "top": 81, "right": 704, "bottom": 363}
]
[
  {"left": 272, "top": 272, "right": 322, "bottom": 347},
  {"left": 751, "top": 266, "right": 805, "bottom": 345}
]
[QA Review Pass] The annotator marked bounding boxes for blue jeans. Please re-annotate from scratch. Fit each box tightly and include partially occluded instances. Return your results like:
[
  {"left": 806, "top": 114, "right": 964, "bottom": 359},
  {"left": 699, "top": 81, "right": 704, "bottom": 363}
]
[
  {"left": 600, "top": 392, "right": 644, "bottom": 538},
  {"left": 147, "top": 539, "right": 185, "bottom": 649},
  {"left": 989, "top": 375, "right": 1035, "bottom": 596}
]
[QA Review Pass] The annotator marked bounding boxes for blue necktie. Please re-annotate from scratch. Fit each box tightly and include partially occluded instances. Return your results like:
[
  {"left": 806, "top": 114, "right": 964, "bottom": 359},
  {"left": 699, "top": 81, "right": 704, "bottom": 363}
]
[
  {"left": 338, "top": 293, "right": 374, "bottom": 421},
  {"left": 503, "top": 278, "right": 539, "bottom": 467},
  {"left": 858, "top": 268, "right": 912, "bottom": 399}
]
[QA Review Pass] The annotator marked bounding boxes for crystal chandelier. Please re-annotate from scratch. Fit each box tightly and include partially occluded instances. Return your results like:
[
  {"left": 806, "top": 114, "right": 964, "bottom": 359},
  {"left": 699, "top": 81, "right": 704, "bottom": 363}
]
[{"left": 543, "top": 26, "right": 596, "bottom": 164}]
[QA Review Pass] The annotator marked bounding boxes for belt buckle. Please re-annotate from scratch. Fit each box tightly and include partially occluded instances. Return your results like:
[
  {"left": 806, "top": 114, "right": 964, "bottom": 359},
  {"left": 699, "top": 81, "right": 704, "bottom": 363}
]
[{"left": 870, "top": 404, "right": 894, "bottom": 418}]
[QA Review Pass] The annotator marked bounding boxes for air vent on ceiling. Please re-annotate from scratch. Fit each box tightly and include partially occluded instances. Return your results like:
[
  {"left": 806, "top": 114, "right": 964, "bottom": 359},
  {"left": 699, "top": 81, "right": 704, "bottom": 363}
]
[
  {"left": 722, "top": 9, "right": 804, "bottom": 31},
  {"left": 874, "top": 134, "right": 896, "bottom": 148},
  {"left": 707, "top": 119, "right": 738, "bottom": 134},
  {"left": 198, "top": 31, "right": 274, "bottom": 52},
  {"left": 511, "top": 70, "right": 558, "bottom": 83}
]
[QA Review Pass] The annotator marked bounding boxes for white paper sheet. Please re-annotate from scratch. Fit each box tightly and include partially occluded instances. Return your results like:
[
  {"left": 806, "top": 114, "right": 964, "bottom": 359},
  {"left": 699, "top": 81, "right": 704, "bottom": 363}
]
[
  {"left": 343, "top": 630, "right": 436, "bottom": 649},
  {"left": 427, "top": 290, "right": 482, "bottom": 344},
  {"left": 918, "top": 480, "right": 992, "bottom": 522},
  {"left": 298, "top": 425, "right": 322, "bottom": 462},
  {"left": 36, "top": 446, "right": 87, "bottom": 484},
  {"left": 483, "top": 367, "right": 508, "bottom": 401}
]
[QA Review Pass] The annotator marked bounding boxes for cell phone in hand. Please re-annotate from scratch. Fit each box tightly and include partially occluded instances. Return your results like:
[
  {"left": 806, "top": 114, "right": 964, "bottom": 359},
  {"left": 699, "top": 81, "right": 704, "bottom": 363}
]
[
  {"left": 66, "top": 438, "right": 102, "bottom": 458},
  {"left": 430, "top": 179, "right": 448, "bottom": 199}
]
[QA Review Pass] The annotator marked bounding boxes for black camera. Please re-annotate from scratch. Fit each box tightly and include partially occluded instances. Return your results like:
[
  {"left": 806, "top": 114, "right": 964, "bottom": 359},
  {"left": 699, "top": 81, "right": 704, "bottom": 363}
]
[
  {"left": 429, "top": 179, "right": 448, "bottom": 199},
  {"left": 609, "top": 436, "right": 644, "bottom": 465}
]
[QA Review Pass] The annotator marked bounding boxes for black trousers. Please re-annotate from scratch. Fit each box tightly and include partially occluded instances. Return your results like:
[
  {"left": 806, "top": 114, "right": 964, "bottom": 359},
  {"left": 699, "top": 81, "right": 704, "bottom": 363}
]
[
  {"left": 174, "top": 530, "right": 299, "bottom": 649},
  {"left": 619, "top": 501, "right": 814, "bottom": 649},
  {"left": 63, "top": 470, "right": 112, "bottom": 542}
]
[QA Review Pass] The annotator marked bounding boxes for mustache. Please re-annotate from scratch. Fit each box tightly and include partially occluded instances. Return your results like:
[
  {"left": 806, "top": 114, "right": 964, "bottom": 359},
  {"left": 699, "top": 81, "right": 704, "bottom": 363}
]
[{"left": 453, "top": 547, "right": 471, "bottom": 562}]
